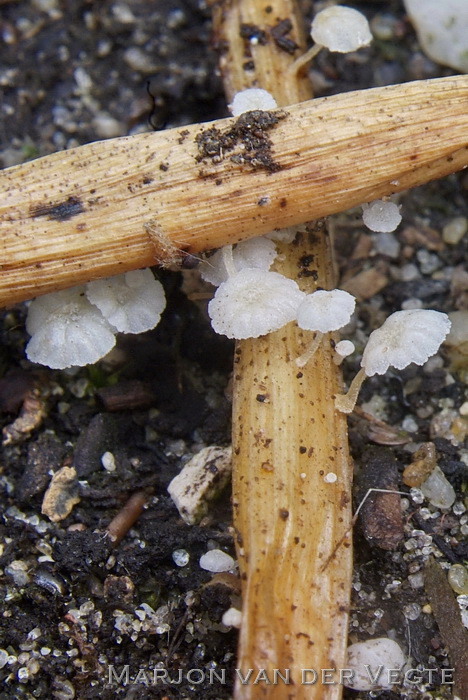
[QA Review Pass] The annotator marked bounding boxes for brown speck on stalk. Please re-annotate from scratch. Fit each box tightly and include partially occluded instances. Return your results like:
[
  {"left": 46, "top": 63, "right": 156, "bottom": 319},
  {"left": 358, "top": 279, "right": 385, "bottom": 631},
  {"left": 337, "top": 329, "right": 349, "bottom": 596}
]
[{"left": 211, "top": 0, "right": 352, "bottom": 697}]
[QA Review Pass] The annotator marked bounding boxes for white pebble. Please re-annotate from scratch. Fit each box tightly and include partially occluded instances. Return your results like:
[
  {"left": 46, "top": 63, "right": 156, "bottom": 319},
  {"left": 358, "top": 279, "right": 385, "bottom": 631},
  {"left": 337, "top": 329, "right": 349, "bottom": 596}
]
[
  {"left": 403, "top": 0, "right": 468, "bottom": 72},
  {"left": 373, "top": 232, "right": 400, "bottom": 258},
  {"left": 345, "top": 637, "right": 406, "bottom": 690},
  {"left": 420, "top": 465, "right": 456, "bottom": 509},
  {"left": 401, "top": 297, "right": 423, "bottom": 310},
  {"left": 199, "top": 549, "right": 235, "bottom": 573},
  {"left": 408, "top": 572, "right": 425, "bottom": 589},
  {"left": 172, "top": 549, "right": 190, "bottom": 567},
  {"left": 400, "top": 263, "right": 420, "bottom": 281},
  {"left": 167, "top": 446, "right": 232, "bottom": 525},
  {"left": 443, "top": 216, "right": 467, "bottom": 245},
  {"left": 101, "top": 451, "right": 116, "bottom": 472}
]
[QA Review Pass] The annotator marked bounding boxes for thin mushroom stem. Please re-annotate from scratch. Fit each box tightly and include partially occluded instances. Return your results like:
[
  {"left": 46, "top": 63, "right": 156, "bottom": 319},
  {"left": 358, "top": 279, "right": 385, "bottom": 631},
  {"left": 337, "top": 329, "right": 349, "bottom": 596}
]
[
  {"left": 221, "top": 244, "right": 237, "bottom": 278},
  {"left": 288, "top": 43, "right": 322, "bottom": 76},
  {"left": 295, "top": 331, "right": 323, "bottom": 367},
  {"left": 335, "top": 366, "right": 367, "bottom": 413}
]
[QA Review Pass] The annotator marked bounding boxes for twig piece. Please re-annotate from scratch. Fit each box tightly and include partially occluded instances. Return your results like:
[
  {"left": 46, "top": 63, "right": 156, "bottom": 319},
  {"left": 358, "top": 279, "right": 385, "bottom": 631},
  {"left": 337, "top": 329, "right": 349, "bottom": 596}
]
[
  {"left": 105, "top": 490, "right": 148, "bottom": 545},
  {"left": 0, "top": 76, "right": 467, "bottom": 306},
  {"left": 213, "top": 1, "right": 354, "bottom": 697}
]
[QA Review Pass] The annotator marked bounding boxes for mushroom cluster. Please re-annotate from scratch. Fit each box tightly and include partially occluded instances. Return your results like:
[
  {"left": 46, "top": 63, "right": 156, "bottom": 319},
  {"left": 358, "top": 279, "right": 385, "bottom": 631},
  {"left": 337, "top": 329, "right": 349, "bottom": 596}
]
[{"left": 26, "top": 269, "right": 166, "bottom": 370}]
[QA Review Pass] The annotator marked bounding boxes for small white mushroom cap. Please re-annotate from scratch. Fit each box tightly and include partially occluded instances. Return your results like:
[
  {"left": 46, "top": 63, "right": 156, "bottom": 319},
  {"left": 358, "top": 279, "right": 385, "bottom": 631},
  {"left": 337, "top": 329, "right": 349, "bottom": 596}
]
[
  {"left": 86, "top": 269, "right": 166, "bottom": 334},
  {"left": 345, "top": 637, "right": 406, "bottom": 690},
  {"left": 335, "top": 339, "right": 355, "bottom": 358},
  {"left": 361, "top": 309, "right": 451, "bottom": 377},
  {"left": 229, "top": 88, "right": 278, "bottom": 117},
  {"left": 199, "top": 237, "right": 277, "bottom": 286},
  {"left": 222, "top": 607, "right": 242, "bottom": 629},
  {"left": 265, "top": 227, "right": 297, "bottom": 244},
  {"left": 362, "top": 200, "right": 402, "bottom": 233},
  {"left": 311, "top": 6, "right": 372, "bottom": 53},
  {"left": 26, "top": 287, "right": 116, "bottom": 369},
  {"left": 208, "top": 268, "right": 305, "bottom": 339},
  {"left": 296, "top": 289, "right": 356, "bottom": 333}
]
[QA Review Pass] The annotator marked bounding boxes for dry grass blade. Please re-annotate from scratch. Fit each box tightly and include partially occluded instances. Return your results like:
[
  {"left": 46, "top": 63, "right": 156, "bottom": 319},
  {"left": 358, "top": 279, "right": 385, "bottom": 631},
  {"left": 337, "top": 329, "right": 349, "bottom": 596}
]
[
  {"left": 212, "top": 0, "right": 353, "bottom": 697},
  {"left": 0, "top": 76, "right": 467, "bottom": 306}
]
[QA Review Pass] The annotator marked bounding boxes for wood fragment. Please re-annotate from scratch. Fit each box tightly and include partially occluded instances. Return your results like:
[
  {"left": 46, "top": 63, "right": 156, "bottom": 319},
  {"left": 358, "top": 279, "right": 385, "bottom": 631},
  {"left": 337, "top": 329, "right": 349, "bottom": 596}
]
[
  {"left": 0, "top": 76, "right": 467, "bottom": 306},
  {"left": 105, "top": 491, "right": 148, "bottom": 545},
  {"left": 213, "top": 1, "right": 353, "bottom": 697}
]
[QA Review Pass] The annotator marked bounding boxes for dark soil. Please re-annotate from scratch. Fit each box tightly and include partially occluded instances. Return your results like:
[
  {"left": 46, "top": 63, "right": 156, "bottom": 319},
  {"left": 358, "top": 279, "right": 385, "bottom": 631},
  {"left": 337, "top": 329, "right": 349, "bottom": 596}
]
[{"left": 0, "top": 1, "right": 467, "bottom": 699}]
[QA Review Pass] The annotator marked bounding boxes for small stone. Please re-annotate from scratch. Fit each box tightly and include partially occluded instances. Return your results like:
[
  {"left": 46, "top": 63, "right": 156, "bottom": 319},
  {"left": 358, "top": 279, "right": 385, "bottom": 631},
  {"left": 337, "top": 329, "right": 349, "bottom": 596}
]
[
  {"left": 403, "top": 602, "right": 421, "bottom": 620},
  {"left": 400, "top": 263, "right": 420, "bottom": 281},
  {"left": 443, "top": 216, "right": 468, "bottom": 245},
  {"left": 124, "top": 47, "right": 158, "bottom": 73},
  {"left": 345, "top": 638, "right": 406, "bottom": 690},
  {"left": 101, "top": 451, "right": 116, "bottom": 472},
  {"left": 172, "top": 549, "right": 190, "bottom": 567},
  {"left": 41, "top": 466, "right": 80, "bottom": 522},
  {"left": 5, "top": 560, "right": 31, "bottom": 586},
  {"left": 448, "top": 564, "right": 468, "bottom": 595},
  {"left": 92, "top": 114, "right": 123, "bottom": 139},
  {"left": 420, "top": 465, "right": 456, "bottom": 509},
  {"left": 403, "top": 442, "right": 437, "bottom": 487},
  {"left": 167, "top": 446, "right": 232, "bottom": 525},
  {"left": 199, "top": 549, "right": 235, "bottom": 573},
  {"left": 341, "top": 266, "right": 389, "bottom": 301},
  {"left": 408, "top": 572, "right": 425, "bottom": 588},
  {"left": 373, "top": 232, "right": 400, "bottom": 258}
]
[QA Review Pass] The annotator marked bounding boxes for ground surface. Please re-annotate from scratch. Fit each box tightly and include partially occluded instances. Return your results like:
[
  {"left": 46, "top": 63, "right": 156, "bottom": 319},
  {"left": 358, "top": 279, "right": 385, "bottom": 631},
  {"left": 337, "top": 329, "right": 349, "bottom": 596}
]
[{"left": 0, "top": 1, "right": 467, "bottom": 699}]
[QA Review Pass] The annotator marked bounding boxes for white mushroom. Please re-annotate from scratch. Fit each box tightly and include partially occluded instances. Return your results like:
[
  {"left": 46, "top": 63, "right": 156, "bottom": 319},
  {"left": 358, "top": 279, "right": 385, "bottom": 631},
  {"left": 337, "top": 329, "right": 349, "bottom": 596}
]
[
  {"left": 229, "top": 88, "right": 278, "bottom": 117},
  {"left": 26, "top": 287, "right": 116, "bottom": 370},
  {"left": 86, "top": 269, "right": 166, "bottom": 334},
  {"left": 335, "top": 309, "right": 451, "bottom": 413},
  {"left": 295, "top": 289, "right": 356, "bottom": 367},
  {"left": 291, "top": 5, "right": 372, "bottom": 75},
  {"left": 362, "top": 199, "right": 402, "bottom": 233},
  {"left": 311, "top": 6, "right": 373, "bottom": 53},
  {"left": 199, "top": 237, "right": 277, "bottom": 287},
  {"left": 334, "top": 339, "right": 355, "bottom": 365},
  {"left": 208, "top": 268, "right": 305, "bottom": 339}
]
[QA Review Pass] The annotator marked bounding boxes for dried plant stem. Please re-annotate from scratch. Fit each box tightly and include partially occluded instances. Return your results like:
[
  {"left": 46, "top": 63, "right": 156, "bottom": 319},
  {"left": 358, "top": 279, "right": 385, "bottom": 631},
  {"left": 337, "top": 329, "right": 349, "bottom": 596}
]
[
  {"left": 0, "top": 76, "right": 467, "bottom": 306},
  {"left": 212, "top": 1, "right": 353, "bottom": 697}
]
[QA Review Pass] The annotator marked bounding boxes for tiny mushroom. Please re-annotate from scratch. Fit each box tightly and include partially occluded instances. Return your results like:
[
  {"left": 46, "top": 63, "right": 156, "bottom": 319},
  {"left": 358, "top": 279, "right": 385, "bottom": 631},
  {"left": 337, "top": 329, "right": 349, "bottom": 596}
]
[
  {"left": 26, "top": 286, "right": 116, "bottom": 370},
  {"left": 334, "top": 339, "right": 355, "bottom": 365},
  {"left": 208, "top": 268, "right": 305, "bottom": 339},
  {"left": 335, "top": 309, "right": 451, "bottom": 413},
  {"left": 199, "top": 237, "right": 277, "bottom": 287},
  {"left": 86, "top": 269, "right": 166, "bottom": 334},
  {"left": 291, "top": 5, "right": 372, "bottom": 75},
  {"left": 295, "top": 289, "right": 356, "bottom": 367},
  {"left": 229, "top": 88, "right": 278, "bottom": 117},
  {"left": 362, "top": 199, "right": 402, "bottom": 233}
]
